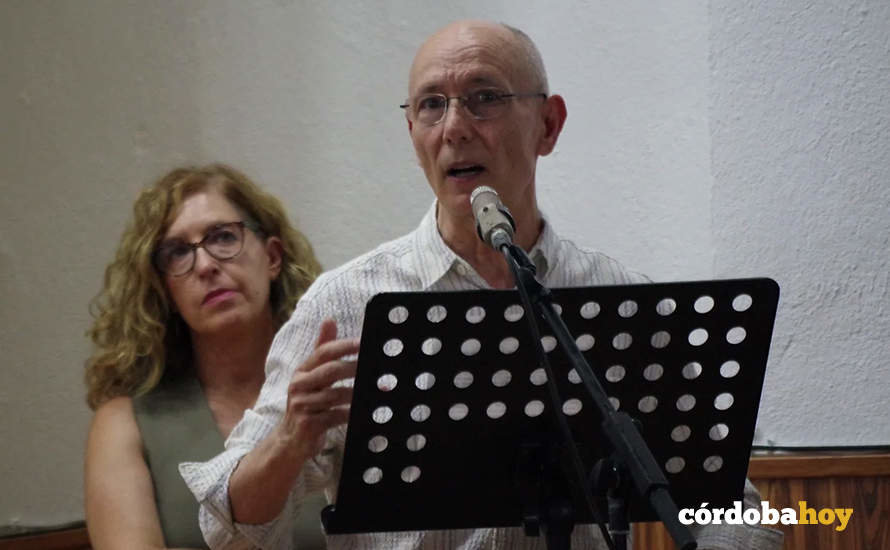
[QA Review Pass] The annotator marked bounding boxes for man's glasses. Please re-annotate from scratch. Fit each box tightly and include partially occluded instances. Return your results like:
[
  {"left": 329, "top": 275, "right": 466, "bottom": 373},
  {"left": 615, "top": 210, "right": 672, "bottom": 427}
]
[
  {"left": 153, "top": 220, "right": 260, "bottom": 277},
  {"left": 400, "top": 88, "right": 547, "bottom": 127}
]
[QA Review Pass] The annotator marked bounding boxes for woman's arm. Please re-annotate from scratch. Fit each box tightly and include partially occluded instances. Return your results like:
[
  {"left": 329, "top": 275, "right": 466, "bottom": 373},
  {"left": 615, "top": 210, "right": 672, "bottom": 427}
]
[{"left": 85, "top": 396, "right": 200, "bottom": 550}]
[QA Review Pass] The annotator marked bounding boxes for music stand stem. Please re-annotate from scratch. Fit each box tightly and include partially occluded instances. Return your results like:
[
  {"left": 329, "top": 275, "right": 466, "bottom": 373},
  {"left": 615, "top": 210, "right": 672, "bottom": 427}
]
[
  {"left": 503, "top": 243, "right": 615, "bottom": 550},
  {"left": 501, "top": 242, "right": 697, "bottom": 550}
]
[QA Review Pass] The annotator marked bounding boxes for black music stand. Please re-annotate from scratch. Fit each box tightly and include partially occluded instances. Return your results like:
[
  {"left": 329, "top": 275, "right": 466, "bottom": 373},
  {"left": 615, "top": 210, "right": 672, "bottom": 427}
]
[{"left": 322, "top": 278, "right": 779, "bottom": 548}]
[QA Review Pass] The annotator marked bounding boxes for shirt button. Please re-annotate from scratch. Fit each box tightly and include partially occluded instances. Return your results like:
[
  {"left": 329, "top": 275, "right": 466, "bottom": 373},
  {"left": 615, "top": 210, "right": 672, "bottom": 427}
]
[{"left": 456, "top": 264, "right": 468, "bottom": 276}]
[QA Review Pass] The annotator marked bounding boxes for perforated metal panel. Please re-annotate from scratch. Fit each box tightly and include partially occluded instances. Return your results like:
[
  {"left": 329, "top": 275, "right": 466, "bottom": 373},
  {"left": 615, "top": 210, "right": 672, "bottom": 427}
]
[{"left": 323, "top": 278, "right": 779, "bottom": 535}]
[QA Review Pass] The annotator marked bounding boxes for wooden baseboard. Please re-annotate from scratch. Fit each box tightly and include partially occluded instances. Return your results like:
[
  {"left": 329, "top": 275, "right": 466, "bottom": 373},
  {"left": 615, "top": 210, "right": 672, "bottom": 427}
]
[
  {"left": 0, "top": 527, "right": 90, "bottom": 550},
  {"left": 748, "top": 452, "right": 890, "bottom": 479}
]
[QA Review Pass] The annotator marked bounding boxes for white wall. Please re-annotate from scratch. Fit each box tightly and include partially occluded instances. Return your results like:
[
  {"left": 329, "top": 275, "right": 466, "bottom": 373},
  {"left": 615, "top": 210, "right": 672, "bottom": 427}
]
[
  {"left": 1, "top": 0, "right": 887, "bottom": 530},
  {"left": 710, "top": 1, "right": 890, "bottom": 446}
]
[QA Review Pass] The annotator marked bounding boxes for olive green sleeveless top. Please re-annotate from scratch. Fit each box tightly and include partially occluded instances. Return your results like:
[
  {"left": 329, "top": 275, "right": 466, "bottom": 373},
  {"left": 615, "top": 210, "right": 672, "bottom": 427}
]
[
  {"left": 132, "top": 371, "right": 221, "bottom": 549},
  {"left": 132, "top": 370, "right": 329, "bottom": 549}
]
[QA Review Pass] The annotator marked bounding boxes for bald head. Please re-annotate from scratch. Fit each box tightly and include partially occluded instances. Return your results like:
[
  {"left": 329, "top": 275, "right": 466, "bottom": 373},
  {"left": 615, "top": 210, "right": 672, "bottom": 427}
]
[
  {"left": 408, "top": 20, "right": 549, "bottom": 97},
  {"left": 500, "top": 23, "right": 549, "bottom": 94}
]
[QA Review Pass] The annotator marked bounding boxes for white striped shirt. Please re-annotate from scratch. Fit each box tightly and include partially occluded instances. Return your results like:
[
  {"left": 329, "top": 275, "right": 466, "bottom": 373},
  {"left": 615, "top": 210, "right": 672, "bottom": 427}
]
[{"left": 180, "top": 202, "right": 781, "bottom": 550}]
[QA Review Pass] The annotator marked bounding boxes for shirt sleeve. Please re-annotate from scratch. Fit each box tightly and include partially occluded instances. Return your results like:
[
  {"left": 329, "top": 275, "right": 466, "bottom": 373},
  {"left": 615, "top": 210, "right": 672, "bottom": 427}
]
[{"left": 179, "top": 296, "right": 337, "bottom": 549}]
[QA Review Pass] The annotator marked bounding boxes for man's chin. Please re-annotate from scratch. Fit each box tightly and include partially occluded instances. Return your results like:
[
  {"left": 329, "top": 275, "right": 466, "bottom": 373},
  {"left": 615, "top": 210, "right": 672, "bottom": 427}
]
[{"left": 435, "top": 193, "right": 477, "bottom": 224}]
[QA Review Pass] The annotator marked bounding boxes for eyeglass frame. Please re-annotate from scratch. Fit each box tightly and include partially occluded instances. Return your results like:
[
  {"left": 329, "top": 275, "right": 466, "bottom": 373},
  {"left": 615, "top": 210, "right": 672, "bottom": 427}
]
[
  {"left": 400, "top": 89, "right": 548, "bottom": 126},
  {"left": 153, "top": 220, "right": 264, "bottom": 277}
]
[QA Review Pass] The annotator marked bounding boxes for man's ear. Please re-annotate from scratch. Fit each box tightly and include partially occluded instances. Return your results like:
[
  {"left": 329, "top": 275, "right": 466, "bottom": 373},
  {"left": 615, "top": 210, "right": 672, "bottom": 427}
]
[
  {"left": 537, "top": 94, "right": 567, "bottom": 157},
  {"left": 265, "top": 236, "right": 283, "bottom": 280},
  {"left": 406, "top": 115, "right": 424, "bottom": 167}
]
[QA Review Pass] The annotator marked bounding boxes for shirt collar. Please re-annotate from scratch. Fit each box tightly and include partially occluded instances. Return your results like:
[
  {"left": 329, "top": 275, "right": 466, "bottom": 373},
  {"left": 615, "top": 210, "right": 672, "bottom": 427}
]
[
  {"left": 413, "top": 201, "right": 461, "bottom": 289},
  {"left": 412, "top": 200, "right": 558, "bottom": 288},
  {"left": 527, "top": 215, "right": 557, "bottom": 280}
]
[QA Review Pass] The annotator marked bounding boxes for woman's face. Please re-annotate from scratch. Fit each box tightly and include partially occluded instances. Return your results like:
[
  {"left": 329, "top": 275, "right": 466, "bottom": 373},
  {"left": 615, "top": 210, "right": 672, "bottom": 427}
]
[{"left": 160, "top": 188, "right": 281, "bottom": 336}]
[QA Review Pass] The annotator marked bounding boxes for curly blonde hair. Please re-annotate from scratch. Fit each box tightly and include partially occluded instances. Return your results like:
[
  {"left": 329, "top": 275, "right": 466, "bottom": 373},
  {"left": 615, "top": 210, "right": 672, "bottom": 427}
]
[{"left": 85, "top": 164, "right": 321, "bottom": 410}]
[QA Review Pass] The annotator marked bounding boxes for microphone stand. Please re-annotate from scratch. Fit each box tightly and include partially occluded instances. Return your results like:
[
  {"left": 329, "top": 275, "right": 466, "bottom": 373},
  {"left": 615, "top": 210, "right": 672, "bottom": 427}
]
[{"left": 498, "top": 240, "right": 697, "bottom": 550}]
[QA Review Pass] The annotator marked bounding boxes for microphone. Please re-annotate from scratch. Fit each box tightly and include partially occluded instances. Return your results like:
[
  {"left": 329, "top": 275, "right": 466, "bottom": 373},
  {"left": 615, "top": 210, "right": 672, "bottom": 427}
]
[{"left": 470, "top": 186, "right": 515, "bottom": 250}]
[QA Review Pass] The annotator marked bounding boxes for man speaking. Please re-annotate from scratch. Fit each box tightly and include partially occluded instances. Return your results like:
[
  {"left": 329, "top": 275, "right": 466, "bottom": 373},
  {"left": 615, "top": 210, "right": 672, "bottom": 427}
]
[{"left": 181, "top": 20, "right": 783, "bottom": 550}]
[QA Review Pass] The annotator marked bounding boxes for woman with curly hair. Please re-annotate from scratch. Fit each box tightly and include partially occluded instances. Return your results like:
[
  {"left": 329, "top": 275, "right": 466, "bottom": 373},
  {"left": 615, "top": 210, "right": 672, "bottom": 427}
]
[{"left": 84, "top": 164, "right": 324, "bottom": 549}]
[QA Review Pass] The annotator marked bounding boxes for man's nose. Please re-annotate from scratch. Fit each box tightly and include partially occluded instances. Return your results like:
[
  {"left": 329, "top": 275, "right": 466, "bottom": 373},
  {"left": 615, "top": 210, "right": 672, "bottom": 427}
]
[{"left": 442, "top": 98, "right": 475, "bottom": 144}]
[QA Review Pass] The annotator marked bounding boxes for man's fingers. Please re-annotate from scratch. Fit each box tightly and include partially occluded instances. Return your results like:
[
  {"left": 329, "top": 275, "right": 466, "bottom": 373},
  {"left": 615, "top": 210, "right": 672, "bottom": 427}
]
[
  {"left": 315, "top": 318, "right": 338, "bottom": 348},
  {"left": 315, "top": 406, "right": 351, "bottom": 429},
  {"left": 297, "top": 338, "right": 360, "bottom": 373},
  {"left": 315, "top": 338, "right": 361, "bottom": 366},
  {"left": 289, "top": 386, "right": 353, "bottom": 412},
  {"left": 290, "top": 359, "right": 357, "bottom": 393}
]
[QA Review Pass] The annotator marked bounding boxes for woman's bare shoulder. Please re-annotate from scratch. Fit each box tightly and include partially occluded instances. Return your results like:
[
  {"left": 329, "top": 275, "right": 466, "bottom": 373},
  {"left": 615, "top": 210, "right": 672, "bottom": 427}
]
[{"left": 88, "top": 396, "right": 141, "bottom": 451}]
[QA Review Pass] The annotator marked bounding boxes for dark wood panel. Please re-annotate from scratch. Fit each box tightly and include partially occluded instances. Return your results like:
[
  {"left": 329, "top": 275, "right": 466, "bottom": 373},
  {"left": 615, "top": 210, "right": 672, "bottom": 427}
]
[
  {"left": 0, "top": 527, "right": 90, "bottom": 550},
  {"left": 754, "top": 476, "right": 889, "bottom": 550},
  {"left": 749, "top": 453, "right": 890, "bottom": 479}
]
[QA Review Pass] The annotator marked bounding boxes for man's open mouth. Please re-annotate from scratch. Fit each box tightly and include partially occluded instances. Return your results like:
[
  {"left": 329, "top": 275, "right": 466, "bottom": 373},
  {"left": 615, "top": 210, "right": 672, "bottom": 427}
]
[{"left": 447, "top": 165, "right": 485, "bottom": 178}]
